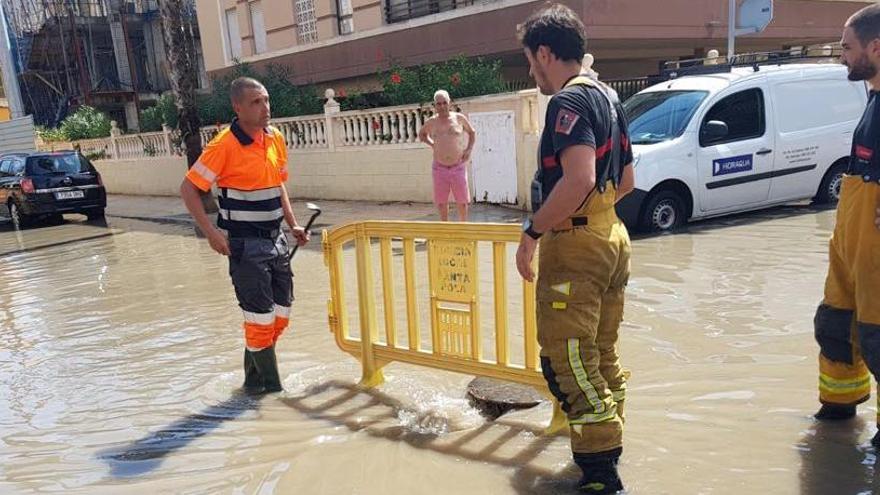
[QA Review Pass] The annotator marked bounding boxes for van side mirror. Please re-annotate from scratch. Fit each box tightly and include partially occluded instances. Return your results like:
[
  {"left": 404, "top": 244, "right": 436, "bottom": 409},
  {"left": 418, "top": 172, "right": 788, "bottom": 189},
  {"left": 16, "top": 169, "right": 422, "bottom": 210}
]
[{"left": 701, "top": 120, "right": 729, "bottom": 143}]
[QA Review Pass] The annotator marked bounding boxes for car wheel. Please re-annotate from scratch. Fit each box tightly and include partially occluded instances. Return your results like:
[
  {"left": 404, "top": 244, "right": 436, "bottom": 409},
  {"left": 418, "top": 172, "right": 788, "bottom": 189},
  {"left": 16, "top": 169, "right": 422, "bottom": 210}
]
[
  {"left": 816, "top": 161, "right": 846, "bottom": 205},
  {"left": 641, "top": 190, "right": 686, "bottom": 233}
]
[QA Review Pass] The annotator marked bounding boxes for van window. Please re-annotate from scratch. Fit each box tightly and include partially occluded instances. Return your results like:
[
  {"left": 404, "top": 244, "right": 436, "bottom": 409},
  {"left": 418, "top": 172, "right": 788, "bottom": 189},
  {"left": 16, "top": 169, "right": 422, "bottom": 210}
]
[
  {"left": 0, "top": 159, "right": 12, "bottom": 176},
  {"left": 773, "top": 80, "right": 864, "bottom": 133},
  {"left": 623, "top": 90, "right": 707, "bottom": 145},
  {"left": 700, "top": 88, "right": 765, "bottom": 147}
]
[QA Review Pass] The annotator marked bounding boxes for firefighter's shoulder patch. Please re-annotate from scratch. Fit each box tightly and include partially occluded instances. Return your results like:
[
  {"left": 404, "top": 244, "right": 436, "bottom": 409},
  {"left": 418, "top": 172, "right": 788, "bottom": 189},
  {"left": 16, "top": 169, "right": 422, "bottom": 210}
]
[{"left": 555, "top": 108, "right": 580, "bottom": 136}]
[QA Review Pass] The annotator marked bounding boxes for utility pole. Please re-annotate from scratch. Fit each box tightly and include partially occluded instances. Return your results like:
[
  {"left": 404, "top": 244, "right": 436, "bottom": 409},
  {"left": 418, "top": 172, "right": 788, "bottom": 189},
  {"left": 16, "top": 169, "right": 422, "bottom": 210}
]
[{"left": 728, "top": 0, "right": 737, "bottom": 62}]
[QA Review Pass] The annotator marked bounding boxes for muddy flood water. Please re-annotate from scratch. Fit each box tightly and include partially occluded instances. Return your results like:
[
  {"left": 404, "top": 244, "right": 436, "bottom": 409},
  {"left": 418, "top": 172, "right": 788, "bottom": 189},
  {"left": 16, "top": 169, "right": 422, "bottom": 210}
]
[{"left": 1, "top": 200, "right": 876, "bottom": 494}]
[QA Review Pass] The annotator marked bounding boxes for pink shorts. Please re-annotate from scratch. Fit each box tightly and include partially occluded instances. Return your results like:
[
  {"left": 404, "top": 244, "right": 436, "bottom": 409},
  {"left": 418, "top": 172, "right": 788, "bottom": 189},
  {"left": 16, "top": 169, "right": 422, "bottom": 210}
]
[{"left": 432, "top": 161, "right": 470, "bottom": 205}]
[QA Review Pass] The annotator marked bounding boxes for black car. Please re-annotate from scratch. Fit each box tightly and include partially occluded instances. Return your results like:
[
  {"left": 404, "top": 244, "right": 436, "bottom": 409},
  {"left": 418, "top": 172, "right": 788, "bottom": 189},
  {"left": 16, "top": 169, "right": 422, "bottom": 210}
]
[{"left": 0, "top": 151, "right": 107, "bottom": 228}]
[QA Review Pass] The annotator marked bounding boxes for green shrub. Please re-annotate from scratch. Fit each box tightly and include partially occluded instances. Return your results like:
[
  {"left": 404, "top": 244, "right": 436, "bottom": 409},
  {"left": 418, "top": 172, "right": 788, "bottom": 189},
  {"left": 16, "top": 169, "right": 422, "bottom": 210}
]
[
  {"left": 381, "top": 55, "right": 506, "bottom": 107},
  {"left": 198, "top": 62, "right": 321, "bottom": 124},
  {"left": 36, "top": 125, "right": 66, "bottom": 142},
  {"left": 139, "top": 93, "right": 179, "bottom": 132},
  {"left": 59, "top": 105, "right": 112, "bottom": 140}
]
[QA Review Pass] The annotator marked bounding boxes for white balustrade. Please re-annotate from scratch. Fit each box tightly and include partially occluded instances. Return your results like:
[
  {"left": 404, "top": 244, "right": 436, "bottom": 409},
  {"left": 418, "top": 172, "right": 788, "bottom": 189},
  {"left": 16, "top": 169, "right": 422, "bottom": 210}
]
[
  {"left": 334, "top": 104, "right": 428, "bottom": 147},
  {"left": 60, "top": 90, "right": 537, "bottom": 158}
]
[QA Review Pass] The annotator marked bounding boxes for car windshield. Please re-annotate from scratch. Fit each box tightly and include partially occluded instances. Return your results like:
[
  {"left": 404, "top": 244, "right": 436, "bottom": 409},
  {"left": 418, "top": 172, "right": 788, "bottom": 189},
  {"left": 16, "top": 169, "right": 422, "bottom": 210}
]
[
  {"left": 623, "top": 90, "right": 708, "bottom": 145},
  {"left": 26, "top": 154, "right": 89, "bottom": 175}
]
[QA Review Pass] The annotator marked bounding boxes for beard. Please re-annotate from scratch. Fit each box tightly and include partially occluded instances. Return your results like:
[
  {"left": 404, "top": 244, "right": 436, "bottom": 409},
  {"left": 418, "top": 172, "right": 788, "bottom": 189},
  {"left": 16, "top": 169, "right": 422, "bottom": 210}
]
[
  {"left": 846, "top": 53, "right": 877, "bottom": 81},
  {"left": 535, "top": 73, "right": 554, "bottom": 95},
  {"left": 529, "top": 65, "right": 554, "bottom": 95}
]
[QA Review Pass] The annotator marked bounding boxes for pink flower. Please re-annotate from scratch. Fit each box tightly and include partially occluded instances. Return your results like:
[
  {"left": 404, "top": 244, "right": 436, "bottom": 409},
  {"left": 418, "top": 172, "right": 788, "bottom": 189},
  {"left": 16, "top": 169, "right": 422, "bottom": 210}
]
[
  {"left": 450, "top": 73, "right": 461, "bottom": 86},
  {"left": 390, "top": 73, "right": 402, "bottom": 85}
]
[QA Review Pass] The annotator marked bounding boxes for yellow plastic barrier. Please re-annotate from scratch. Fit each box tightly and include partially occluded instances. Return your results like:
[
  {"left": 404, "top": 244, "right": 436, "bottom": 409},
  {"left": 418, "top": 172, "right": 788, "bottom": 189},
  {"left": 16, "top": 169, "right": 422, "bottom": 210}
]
[{"left": 322, "top": 221, "right": 567, "bottom": 434}]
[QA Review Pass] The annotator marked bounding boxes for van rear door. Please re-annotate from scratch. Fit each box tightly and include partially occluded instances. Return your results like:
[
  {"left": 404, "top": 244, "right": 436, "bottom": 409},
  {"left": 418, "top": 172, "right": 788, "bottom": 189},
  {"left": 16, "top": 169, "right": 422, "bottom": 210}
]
[{"left": 768, "top": 77, "right": 866, "bottom": 202}]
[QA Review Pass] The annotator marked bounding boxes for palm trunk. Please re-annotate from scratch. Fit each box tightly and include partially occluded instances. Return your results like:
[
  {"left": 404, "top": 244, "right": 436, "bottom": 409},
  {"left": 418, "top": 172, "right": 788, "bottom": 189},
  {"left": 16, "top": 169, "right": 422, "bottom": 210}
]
[{"left": 159, "top": 0, "right": 216, "bottom": 214}]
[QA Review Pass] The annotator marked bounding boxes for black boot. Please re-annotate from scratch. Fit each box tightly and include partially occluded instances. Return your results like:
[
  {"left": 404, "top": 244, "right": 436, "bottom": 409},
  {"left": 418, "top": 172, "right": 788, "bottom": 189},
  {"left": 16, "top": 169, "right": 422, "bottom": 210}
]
[
  {"left": 251, "top": 346, "right": 283, "bottom": 393},
  {"left": 815, "top": 404, "right": 856, "bottom": 421},
  {"left": 241, "top": 349, "right": 264, "bottom": 395},
  {"left": 575, "top": 454, "right": 624, "bottom": 494},
  {"left": 574, "top": 449, "right": 623, "bottom": 495}
]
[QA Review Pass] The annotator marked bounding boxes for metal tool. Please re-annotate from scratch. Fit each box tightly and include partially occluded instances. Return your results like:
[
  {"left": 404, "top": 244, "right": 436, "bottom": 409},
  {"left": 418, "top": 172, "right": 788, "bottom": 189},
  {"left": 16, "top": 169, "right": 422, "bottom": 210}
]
[{"left": 288, "top": 202, "right": 321, "bottom": 260}]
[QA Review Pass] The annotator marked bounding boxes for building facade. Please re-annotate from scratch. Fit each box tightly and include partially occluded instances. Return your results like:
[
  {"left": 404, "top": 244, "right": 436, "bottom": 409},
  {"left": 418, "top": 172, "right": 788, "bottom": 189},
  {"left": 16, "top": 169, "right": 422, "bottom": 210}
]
[{"left": 196, "top": 0, "right": 873, "bottom": 94}]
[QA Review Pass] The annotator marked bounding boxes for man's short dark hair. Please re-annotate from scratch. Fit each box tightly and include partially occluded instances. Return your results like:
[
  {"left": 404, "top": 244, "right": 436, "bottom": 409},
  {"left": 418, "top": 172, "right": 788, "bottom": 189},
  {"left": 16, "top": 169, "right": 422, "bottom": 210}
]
[
  {"left": 230, "top": 77, "right": 265, "bottom": 103},
  {"left": 517, "top": 3, "right": 587, "bottom": 63},
  {"left": 847, "top": 4, "right": 880, "bottom": 46}
]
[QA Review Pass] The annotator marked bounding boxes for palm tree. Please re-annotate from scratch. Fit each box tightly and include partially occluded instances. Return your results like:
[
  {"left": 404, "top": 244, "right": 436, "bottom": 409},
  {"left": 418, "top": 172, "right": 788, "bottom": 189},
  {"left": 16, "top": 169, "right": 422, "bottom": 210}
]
[{"left": 159, "top": 0, "right": 216, "bottom": 213}]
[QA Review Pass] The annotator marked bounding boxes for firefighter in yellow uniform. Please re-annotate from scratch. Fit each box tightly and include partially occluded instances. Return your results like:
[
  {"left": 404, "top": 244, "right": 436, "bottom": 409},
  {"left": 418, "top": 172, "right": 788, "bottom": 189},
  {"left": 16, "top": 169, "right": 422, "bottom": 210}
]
[
  {"left": 180, "top": 77, "right": 309, "bottom": 395},
  {"left": 516, "top": 5, "right": 634, "bottom": 493},
  {"left": 814, "top": 6, "right": 880, "bottom": 444}
]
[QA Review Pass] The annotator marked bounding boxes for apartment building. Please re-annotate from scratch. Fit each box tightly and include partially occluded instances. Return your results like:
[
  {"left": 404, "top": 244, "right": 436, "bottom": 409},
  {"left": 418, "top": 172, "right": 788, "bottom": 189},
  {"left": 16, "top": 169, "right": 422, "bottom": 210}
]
[{"left": 196, "top": 0, "right": 872, "bottom": 93}]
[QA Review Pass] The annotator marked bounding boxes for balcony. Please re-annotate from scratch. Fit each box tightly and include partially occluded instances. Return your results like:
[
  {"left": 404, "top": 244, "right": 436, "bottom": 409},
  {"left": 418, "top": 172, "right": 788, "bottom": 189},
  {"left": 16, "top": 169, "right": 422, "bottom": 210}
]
[{"left": 384, "top": 0, "right": 491, "bottom": 24}]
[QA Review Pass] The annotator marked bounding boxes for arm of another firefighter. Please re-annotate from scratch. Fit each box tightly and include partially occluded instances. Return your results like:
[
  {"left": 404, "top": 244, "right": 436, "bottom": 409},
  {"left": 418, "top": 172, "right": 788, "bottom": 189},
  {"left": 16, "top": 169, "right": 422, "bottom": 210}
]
[
  {"left": 614, "top": 100, "right": 635, "bottom": 204},
  {"left": 616, "top": 164, "right": 634, "bottom": 203}
]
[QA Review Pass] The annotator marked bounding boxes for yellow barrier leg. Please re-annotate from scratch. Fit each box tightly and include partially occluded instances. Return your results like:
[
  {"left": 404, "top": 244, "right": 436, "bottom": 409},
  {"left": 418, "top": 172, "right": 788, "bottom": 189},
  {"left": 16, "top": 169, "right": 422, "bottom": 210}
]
[
  {"left": 355, "top": 230, "right": 385, "bottom": 389},
  {"left": 359, "top": 360, "right": 386, "bottom": 388},
  {"left": 544, "top": 398, "right": 569, "bottom": 436}
]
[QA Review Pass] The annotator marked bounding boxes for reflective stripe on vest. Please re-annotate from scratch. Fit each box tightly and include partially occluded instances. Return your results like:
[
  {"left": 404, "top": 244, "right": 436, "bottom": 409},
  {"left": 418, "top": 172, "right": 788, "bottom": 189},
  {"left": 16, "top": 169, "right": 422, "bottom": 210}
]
[{"left": 217, "top": 186, "right": 283, "bottom": 231}]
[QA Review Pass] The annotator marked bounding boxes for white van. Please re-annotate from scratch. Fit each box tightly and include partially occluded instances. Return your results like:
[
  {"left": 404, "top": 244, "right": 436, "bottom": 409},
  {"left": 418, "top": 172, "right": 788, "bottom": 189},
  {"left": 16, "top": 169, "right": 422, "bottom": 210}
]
[{"left": 615, "top": 63, "right": 868, "bottom": 232}]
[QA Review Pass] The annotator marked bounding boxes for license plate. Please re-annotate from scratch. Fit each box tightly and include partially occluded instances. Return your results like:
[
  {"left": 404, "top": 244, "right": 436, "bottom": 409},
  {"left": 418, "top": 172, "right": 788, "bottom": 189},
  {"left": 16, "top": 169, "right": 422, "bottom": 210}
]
[{"left": 55, "top": 190, "right": 85, "bottom": 200}]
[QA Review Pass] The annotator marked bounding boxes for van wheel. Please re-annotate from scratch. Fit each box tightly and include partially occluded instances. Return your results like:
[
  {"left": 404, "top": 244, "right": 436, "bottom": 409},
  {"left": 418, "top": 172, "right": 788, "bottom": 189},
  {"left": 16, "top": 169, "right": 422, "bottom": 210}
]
[
  {"left": 641, "top": 190, "right": 686, "bottom": 233},
  {"left": 815, "top": 161, "right": 846, "bottom": 205}
]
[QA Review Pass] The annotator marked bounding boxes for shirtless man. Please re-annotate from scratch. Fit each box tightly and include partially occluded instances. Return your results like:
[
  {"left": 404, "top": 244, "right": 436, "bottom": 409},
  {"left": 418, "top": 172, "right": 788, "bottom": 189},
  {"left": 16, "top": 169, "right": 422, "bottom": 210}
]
[{"left": 418, "top": 90, "right": 476, "bottom": 221}]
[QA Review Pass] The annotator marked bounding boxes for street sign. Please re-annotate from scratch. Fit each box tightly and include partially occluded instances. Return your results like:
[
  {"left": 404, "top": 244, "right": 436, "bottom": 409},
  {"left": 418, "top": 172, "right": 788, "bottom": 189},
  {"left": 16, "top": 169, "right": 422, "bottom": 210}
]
[
  {"left": 739, "top": 0, "right": 773, "bottom": 33},
  {"left": 728, "top": 0, "right": 774, "bottom": 61}
]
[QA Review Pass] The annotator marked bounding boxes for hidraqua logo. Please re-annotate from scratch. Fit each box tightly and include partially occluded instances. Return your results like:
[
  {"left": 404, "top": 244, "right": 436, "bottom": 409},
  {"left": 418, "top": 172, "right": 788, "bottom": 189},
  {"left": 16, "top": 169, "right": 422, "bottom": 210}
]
[{"left": 713, "top": 155, "right": 753, "bottom": 176}]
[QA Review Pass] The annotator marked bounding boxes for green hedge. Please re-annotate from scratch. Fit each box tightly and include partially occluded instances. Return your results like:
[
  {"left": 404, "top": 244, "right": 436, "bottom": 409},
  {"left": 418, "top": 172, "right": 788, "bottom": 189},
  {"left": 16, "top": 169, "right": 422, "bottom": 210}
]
[
  {"left": 197, "top": 63, "right": 322, "bottom": 125},
  {"left": 380, "top": 56, "right": 506, "bottom": 107},
  {"left": 136, "top": 56, "right": 506, "bottom": 130},
  {"left": 37, "top": 106, "right": 112, "bottom": 142},
  {"left": 139, "top": 94, "right": 178, "bottom": 132}
]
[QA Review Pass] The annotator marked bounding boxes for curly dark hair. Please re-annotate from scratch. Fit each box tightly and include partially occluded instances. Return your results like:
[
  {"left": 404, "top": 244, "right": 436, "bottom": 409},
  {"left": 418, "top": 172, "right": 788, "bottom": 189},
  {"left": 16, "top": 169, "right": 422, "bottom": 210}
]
[{"left": 517, "top": 3, "right": 587, "bottom": 63}]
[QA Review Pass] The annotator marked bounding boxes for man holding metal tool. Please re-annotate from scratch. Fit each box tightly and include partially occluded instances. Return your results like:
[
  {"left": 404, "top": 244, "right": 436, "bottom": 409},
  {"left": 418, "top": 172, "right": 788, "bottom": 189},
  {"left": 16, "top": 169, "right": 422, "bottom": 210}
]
[
  {"left": 180, "top": 77, "right": 310, "bottom": 394},
  {"left": 515, "top": 5, "right": 634, "bottom": 493}
]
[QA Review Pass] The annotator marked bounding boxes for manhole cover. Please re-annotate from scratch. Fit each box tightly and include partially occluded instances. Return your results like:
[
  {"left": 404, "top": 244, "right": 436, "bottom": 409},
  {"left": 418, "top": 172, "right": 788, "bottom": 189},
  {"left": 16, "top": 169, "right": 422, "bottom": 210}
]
[{"left": 466, "top": 377, "right": 544, "bottom": 420}]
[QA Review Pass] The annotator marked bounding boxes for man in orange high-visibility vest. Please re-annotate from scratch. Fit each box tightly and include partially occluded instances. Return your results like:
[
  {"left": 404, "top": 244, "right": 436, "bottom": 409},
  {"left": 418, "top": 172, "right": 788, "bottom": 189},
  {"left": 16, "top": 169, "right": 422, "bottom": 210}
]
[{"left": 180, "top": 77, "right": 309, "bottom": 394}]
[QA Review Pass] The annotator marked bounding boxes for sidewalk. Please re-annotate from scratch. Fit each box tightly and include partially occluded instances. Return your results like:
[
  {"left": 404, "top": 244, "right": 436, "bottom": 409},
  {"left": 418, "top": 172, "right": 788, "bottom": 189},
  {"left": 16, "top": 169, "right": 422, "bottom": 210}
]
[{"left": 106, "top": 195, "right": 528, "bottom": 229}]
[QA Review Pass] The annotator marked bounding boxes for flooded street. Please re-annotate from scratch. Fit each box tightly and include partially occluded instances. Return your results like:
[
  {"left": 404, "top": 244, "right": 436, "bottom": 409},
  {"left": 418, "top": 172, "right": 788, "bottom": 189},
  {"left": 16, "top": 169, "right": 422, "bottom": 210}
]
[{"left": 0, "top": 198, "right": 875, "bottom": 494}]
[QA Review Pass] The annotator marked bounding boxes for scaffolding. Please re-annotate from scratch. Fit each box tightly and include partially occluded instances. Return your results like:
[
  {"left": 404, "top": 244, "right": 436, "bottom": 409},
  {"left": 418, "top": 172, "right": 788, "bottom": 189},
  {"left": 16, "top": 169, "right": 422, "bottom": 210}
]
[{"left": 3, "top": 0, "right": 198, "bottom": 129}]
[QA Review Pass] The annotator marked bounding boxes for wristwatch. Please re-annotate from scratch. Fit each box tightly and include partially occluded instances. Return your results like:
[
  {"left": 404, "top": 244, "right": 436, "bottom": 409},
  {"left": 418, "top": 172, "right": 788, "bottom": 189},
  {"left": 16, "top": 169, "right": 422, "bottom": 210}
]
[{"left": 522, "top": 217, "right": 543, "bottom": 240}]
